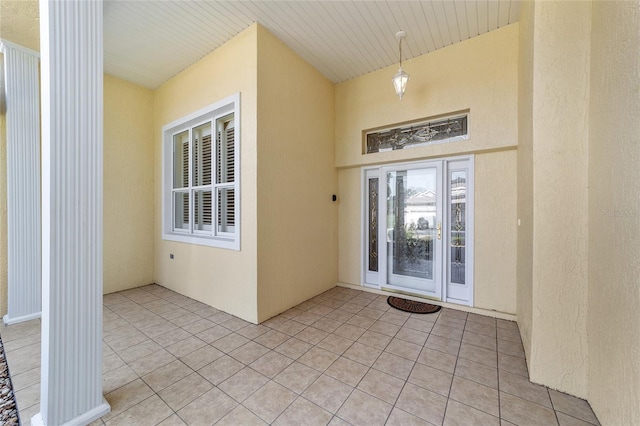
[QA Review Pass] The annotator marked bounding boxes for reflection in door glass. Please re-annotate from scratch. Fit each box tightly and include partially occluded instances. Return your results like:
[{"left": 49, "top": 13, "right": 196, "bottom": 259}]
[
  {"left": 450, "top": 171, "right": 466, "bottom": 284},
  {"left": 387, "top": 169, "right": 436, "bottom": 280}
]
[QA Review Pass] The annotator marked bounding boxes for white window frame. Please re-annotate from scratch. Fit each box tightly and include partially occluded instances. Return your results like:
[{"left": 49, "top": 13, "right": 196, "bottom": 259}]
[{"left": 162, "top": 93, "right": 240, "bottom": 250}]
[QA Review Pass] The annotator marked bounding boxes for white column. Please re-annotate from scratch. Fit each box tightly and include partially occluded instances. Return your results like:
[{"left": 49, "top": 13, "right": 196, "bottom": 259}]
[
  {"left": 0, "top": 39, "right": 42, "bottom": 325},
  {"left": 34, "top": 1, "right": 110, "bottom": 425}
]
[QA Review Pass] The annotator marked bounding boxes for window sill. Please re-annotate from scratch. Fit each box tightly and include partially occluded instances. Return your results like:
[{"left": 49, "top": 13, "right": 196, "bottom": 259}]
[{"left": 162, "top": 232, "right": 239, "bottom": 251}]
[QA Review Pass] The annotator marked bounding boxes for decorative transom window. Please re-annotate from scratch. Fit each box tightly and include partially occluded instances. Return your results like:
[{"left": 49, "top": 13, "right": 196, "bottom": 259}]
[
  {"left": 364, "top": 113, "right": 468, "bottom": 154},
  {"left": 162, "top": 93, "right": 240, "bottom": 250}
]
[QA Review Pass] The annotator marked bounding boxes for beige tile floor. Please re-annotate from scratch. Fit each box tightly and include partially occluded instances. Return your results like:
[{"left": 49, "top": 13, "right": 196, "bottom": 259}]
[{"left": 2, "top": 285, "right": 600, "bottom": 426}]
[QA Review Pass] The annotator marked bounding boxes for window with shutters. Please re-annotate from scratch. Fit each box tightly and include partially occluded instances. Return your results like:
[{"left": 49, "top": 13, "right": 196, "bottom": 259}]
[{"left": 162, "top": 93, "right": 240, "bottom": 250}]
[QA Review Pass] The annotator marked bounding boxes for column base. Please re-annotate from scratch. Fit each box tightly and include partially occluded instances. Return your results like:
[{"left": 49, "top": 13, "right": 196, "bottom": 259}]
[
  {"left": 3, "top": 311, "right": 41, "bottom": 326},
  {"left": 31, "top": 398, "right": 110, "bottom": 426}
]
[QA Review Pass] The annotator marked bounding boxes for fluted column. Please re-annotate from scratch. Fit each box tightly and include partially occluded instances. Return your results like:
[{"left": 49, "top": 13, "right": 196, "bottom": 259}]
[
  {"left": 0, "top": 39, "right": 42, "bottom": 326},
  {"left": 34, "top": 1, "right": 110, "bottom": 425}
]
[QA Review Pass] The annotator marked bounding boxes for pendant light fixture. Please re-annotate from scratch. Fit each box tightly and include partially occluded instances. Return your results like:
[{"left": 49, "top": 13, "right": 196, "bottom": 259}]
[{"left": 392, "top": 31, "right": 410, "bottom": 100}]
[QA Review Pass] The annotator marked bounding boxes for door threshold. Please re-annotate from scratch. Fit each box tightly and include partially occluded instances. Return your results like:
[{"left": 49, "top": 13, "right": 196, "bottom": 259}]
[
  {"left": 340, "top": 282, "right": 516, "bottom": 321},
  {"left": 381, "top": 287, "right": 441, "bottom": 303}
]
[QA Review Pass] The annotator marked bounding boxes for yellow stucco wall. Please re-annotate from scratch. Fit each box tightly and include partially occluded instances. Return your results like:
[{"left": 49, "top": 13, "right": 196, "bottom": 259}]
[
  {"left": 103, "top": 74, "right": 155, "bottom": 293},
  {"left": 588, "top": 1, "right": 640, "bottom": 424},
  {"left": 474, "top": 150, "right": 517, "bottom": 313},
  {"left": 153, "top": 25, "right": 259, "bottom": 323},
  {"left": 518, "top": 1, "right": 639, "bottom": 416},
  {"left": 336, "top": 167, "right": 361, "bottom": 288},
  {"left": 336, "top": 24, "right": 519, "bottom": 169},
  {"left": 255, "top": 26, "right": 337, "bottom": 321},
  {"left": 516, "top": 0, "right": 535, "bottom": 370},
  {"left": 335, "top": 24, "right": 519, "bottom": 315},
  {"left": 1, "top": 0, "right": 157, "bottom": 307},
  {"left": 521, "top": 0, "right": 591, "bottom": 398},
  {"left": 0, "top": 73, "right": 157, "bottom": 300},
  {"left": 0, "top": 0, "right": 39, "bottom": 52}
]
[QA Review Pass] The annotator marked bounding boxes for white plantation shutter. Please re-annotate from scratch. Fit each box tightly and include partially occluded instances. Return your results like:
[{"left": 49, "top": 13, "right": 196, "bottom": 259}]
[
  {"left": 163, "top": 93, "right": 239, "bottom": 249},
  {"left": 182, "top": 141, "right": 189, "bottom": 184},
  {"left": 192, "top": 124, "right": 213, "bottom": 230},
  {"left": 203, "top": 134, "right": 212, "bottom": 185},
  {"left": 216, "top": 129, "right": 222, "bottom": 184},
  {"left": 171, "top": 131, "right": 189, "bottom": 230},
  {"left": 216, "top": 116, "right": 235, "bottom": 232},
  {"left": 193, "top": 126, "right": 212, "bottom": 186},
  {"left": 182, "top": 139, "right": 189, "bottom": 225},
  {"left": 226, "top": 127, "right": 235, "bottom": 183},
  {"left": 200, "top": 134, "right": 213, "bottom": 226},
  {"left": 203, "top": 191, "right": 212, "bottom": 225},
  {"left": 194, "top": 190, "right": 212, "bottom": 229},
  {"left": 226, "top": 189, "right": 235, "bottom": 227},
  {"left": 216, "top": 117, "right": 235, "bottom": 184},
  {"left": 225, "top": 123, "right": 235, "bottom": 227},
  {"left": 217, "top": 188, "right": 235, "bottom": 230}
]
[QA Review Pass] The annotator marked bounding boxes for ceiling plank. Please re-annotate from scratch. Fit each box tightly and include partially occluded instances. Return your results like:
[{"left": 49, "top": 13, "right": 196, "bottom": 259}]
[
  {"left": 465, "top": 1, "right": 480, "bottom": 37},
  {"left": 103, "top": 0, "right": 520, "bottom": 88}
]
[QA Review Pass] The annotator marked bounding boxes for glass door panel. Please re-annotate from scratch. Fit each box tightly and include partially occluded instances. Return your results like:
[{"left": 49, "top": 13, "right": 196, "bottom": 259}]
[
  {"left": 364, "top": 170, "right": 380, "bottom": 286},
  {"left": 446, "top": 160, "right": 473, "bottom": 305},
  {"left": 384, "top": 164, "right": 442, "bottom": 298},
  {"left": 450, "top": 170, "right": 466, "bottom": 285}
]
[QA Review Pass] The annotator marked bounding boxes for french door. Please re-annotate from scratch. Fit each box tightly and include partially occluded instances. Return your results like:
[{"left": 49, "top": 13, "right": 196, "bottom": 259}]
[{"left": 363, "top": 157, "right": 474, "bottom": 306}]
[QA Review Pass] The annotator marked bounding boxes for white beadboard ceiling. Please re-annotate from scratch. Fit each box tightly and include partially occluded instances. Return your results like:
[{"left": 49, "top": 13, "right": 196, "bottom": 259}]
[{"left": 104, "top": 1, "right": 520, "bottom": 89}]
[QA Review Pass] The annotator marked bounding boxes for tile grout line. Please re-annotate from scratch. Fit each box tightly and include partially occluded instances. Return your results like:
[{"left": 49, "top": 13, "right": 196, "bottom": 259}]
[
  {"left": 441, "top": 310, "right": 467, "bottom": 425},
  {"left": 105, "top": 288, "right": 204, "bottom": 423},
  {"left": 231, "top": 290, "right": 370, "bottom": 424},
  {"left": 549, "top": 386, "right": 561, "bottom": 426},
  {"left": 495, "top": 315, "right": 502, "bottom": 423},
  {"left": 11, "top": 285, "right": 595, "bottom": 426},
  {"left": 363, "top": 311, "right": 408, "bottom": 425},
  {"left": 303, "top": 293, "right": 385, "bottom": 423},
  {"left": 319, "top": 292, "right": 404, "bottom": 423},
  {"left": 120, "top": 287, "right": 218, "bottom": 425}
]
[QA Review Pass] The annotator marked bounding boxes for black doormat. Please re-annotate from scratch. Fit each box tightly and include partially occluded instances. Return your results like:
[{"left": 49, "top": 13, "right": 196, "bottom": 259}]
[{"left": 387, "top": 296, "right": 442, "bottom": 314}]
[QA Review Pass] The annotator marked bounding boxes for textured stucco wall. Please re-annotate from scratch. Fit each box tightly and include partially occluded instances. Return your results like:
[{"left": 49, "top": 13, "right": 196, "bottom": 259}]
[
  {"left": 0, "top": 0, "right": 39, "bottom": 52},
  {"left": 527, "top": 0, "right": 591, "bottom": 397},
  {"left": 1, "top": 0, "right": 157, "bottom": 307},
  {"left": 256, "top": 26, "right": 337, "bottom": 321},
  {"left": 153, "top": 25, "right": 259, "bottom": 323},
  {"left": 474, "top": 150, "right": 517, "bottom": 314},
  {"left": 516, "top": 0, "right": 535, "bottom": 364},
  {"left": 103, "top": 74, "right": 155, "bottom": 293},
  {"left": 335, "top": 24, "right": 519, "bottom": 169},
  {"left": 588, "top": 1, "right": 640, "bottom": 424},
  {"left": 335, "top": 24, "right": 519, "bottom": 315},
  {"left": 337, "top": 167, "right": 361, "bottom": 288}
]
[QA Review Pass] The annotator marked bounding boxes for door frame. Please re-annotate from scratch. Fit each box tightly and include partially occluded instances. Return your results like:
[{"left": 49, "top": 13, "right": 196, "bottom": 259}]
[{"left": 361, "top": 155, "right": 475, "bottom": 306}]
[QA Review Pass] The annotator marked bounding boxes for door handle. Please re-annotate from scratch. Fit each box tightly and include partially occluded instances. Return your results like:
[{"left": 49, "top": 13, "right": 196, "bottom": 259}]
[{"left": 437, "top": 222, "right": 441, "bottom": 240}]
